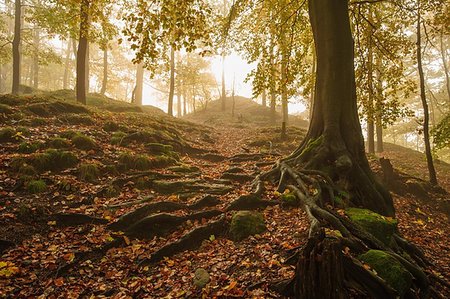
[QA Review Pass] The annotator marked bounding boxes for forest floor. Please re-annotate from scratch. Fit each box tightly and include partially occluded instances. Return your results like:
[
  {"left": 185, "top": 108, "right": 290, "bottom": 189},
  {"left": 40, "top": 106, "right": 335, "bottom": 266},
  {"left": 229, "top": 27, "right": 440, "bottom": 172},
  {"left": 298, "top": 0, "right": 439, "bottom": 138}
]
[{"left": 0, "top": 93, "right": 449, "bottom": 298}]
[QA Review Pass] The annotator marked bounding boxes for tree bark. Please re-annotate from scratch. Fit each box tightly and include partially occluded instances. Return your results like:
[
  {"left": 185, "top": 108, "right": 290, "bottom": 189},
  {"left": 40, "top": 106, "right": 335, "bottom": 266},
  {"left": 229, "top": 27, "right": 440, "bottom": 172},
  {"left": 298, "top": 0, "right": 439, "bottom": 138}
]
[
  {"left": 76, "top": 0, "right": 89, "bottom": 105},
  {"left": 168, "top": 45, "right": 175, "bottom": 116},
  {"left": 439, "top": 28, "right": 450, "bottom": 102},
  {"left": 375, "top": 53, "right": 383, "bottom": 153},
  {"left": 302, "top": 0, "right": 394, "bottom": 216},
  {"left": 85, "top": 41, "right": 90, "bottom": 93},
  {"left": 100, "top": 46, "right": 108, "bottom": 95},
  {"left": 221, "top": 52, "right": 226, "bottom": 111},
  {"left": 32, "top": 26, "right": 40, "bottom": 89},
  {"left": 12, "top": 0, "right": 21, "bottom": 95},
  {"left": 281, "top": 48, "right": 288, "bottom": 139},
  {"left": 366, "top": 7, "right": 375, "bottom": 154},
  {"left": 261, "top": 89, "right": 267, "bottom": 107},
  {"left": 134, "top": 63, "right": 144, "bottom": 106},
  {"left": 416, "top": 9, "right": 438, "bottom": 186}
]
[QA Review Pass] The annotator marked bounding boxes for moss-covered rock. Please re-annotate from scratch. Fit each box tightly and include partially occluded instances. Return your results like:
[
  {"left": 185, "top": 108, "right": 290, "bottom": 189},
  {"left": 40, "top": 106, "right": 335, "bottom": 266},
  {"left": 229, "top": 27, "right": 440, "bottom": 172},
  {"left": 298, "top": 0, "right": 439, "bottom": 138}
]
[
  {"left": 103, "top": 121, "right": 120, "bottom": 132},
  {"left": 345, "top": 208, "right": 397, "bottom": 246},
  {"left": 167, "top": 165, "right": 200, "bottom": 173},
  {"left": 47, "top": 137, "right": 71, "bottom": 149},
  {"left": 0, "top": 103, "right": 13, "bottom": 115},
  {"left": 71, "top": 134, "right": 96, "bottom": 150},
  {"left": 193, "top": 268, "right": 210, "bottom": 288},
  {"left": 27, "top": 179, "right": 47, "bottom": 193},
  {"left": 27, "top": 149, "right": 78, "bottom": 172},
  {"left": 25, "top": 100, "right": 89, "bottom": 117},
  {"left": 18, "top": 141, "right": 42, "bottom": 154},
  {"left": 146, "top": 143, "right": 174, "bottom": 155},
  {"left": 29, "top": 117, "right": 47, "bottom": 127},
  {"left": 118, "top": 152, "right": 176, "bottom": 171},
  {"left": 61, "top": 114, "right": 94, "bottom": 125},
  {"left": 359, "top": 250, "right": 412, "bottom": 296},
  {"left": 229, "top": 210, "right": 266, "bottom": 241},
  {"left": 110, "top": 131, "right": 127, "bottom": 145},
  {"left": 78, "top": 163, "right": 100, "bottom": 182},
  {"left": 281, "top": 192, "right": 300, "bottom": 207},
  {"left": 0, "top": 127, "right": 16, "bottom": 142}
]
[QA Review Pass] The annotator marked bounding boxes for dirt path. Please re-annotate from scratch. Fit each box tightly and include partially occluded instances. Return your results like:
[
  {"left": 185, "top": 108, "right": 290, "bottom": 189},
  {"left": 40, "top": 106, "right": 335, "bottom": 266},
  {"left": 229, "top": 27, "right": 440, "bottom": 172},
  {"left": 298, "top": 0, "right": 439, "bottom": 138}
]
[{"left": 1, "top": 120, "right": 449, "bottom": 298}]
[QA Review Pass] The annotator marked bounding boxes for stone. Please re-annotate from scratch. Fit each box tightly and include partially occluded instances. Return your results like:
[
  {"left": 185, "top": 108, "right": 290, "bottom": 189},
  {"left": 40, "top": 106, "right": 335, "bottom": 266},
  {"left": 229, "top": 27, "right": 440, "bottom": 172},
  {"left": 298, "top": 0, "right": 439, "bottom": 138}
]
[
  {"left": 345, "top": 208, "right": 397, "bottom": 246},
  {"left": 229, "top": 210, "right": 266, "bottom": 241},
  {"left": 193, "top": 268, "right": 210, "bottom": 288},
  {"left": 359, "top": 250, "right": 413, "bottom": 296}
]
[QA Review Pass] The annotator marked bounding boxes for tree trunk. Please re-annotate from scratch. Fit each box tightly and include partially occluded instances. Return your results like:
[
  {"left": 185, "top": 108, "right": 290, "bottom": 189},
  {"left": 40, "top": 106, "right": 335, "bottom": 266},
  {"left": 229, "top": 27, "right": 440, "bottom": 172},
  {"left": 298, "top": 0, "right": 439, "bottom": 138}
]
[
  {"left": 100, "top": 46, "right": 108, "bottom": 95},
  {"left": 308, "top": 46, "right": 316, "bottom": 121},
  {"left": 12, "top": 0, "right": 21, "bottom": 95},
  {"left": 183, "top": 89, "right": 187, "bottom": 116},
  {"left": 168, "top": 45, "right": 175, "bottom": 116},
  {"left": 416, "top": 9, "right": 438, "bottom": 186},
  {"left": 76, "top": 0, "right": 89, "bottom": 105},
  {"left": 85, "top": 42, "right": 90, "bottom": 94},
  {"left": 281, "top": 49, "right": 288, "bottom": 139},
  {"left": 366, "top": 7, "right": 375, "bottom": 154},
  {"left": 261, "top": 89, "right": 267, "bottom": 107},
  {"left": 32, "top": 26, "right": 39, "bottom": 89},
  {"left": 302, "top": 0, "right": 394, "bottom": 216},
  {"left": 375, "top": 53, "right": 383, "bottom": 153},
  {"left": 63, "top": 39, "right": 72, "bottom": 89},
  {"left": 221, "top": 52, "right": 226, "bottom": 111},
  {"left": 134, "top": 63, "right": 144, "bottom": 106}
]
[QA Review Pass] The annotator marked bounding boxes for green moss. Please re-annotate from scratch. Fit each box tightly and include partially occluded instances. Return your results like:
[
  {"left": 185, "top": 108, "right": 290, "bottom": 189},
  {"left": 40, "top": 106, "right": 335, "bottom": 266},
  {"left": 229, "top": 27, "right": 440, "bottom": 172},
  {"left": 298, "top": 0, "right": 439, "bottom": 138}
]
[
  {"left": 78, "top": 163, "right": 100, "bottom": 182},
  {"left": 134, "top": 155, "right": 152, "bottom": 170},
  {"left": 16, "top": 164, "right": 37, "bottom": 176},
  {"left": 18, "top": 141, "right": 42, "bottom": 154},
  {"left": 146, "top": 143, "right": 173, "bottom": 155},
  {"left": 299, "top": 136, "right": 324, "bottom": 159},
  {"left": 167, "top": 165, "right": 200, "bottom": 173},
  {"left": 71, "top": 134, "right": 96, "bottom": 150},
  {"left": 0, "top": 103, "right": 13, "bottom": 114},
  {"left": 229, "top": 211, "right": 266, "bottom": 241},
  {"left": 345, "top": 208, "right": 397, "bottom": 246},
  {"left": 104, "top": 185, "right": 120, "bottom": 197},
  {"left": 30, "top": 117, "right": 47, "bottom": 127},
  {"left": 62, "top": 114, "right": 94, "bottom": 125},
  {"left": 27, "top": 180, "right": 47, "bottom": 194},
  {"left": 59, "top": 130, "right": 78, "bottom": 139},
  {"left": 111, "top": 131, "right": 127, "bottom": 145},
  {"left": 359, "top": 250, "right": 412, "bottom": 296},
  {"left": 30, "top": 149, "right": 78, "bottom": 172},
  {"left": 118, "top": 152, "right": 176, "bottom": 171},
  {"left": 103, "top": 121, "right": 120, "bottom": 132},
  {"left": 0, "top": 127, "right": 16, "bottom": 142},
  {"left": 281, "top": 192, "right": 300, "bottom": 207},
  {"left": 47, "top": 137, "right": 71, "bottom": 149}
]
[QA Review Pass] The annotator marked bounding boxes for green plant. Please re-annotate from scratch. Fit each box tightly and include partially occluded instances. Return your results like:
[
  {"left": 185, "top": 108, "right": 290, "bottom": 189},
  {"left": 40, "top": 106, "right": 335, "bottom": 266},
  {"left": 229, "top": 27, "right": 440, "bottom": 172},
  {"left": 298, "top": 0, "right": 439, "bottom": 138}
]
[
  {"left": 78, "top": 163, "right": 100, "bottom": 182},
  {"left": 47, "top": 137, "right": 71, "bottom": 149},
  {"left": 27, "top": 180, "right": 47, "bottom": 193}
]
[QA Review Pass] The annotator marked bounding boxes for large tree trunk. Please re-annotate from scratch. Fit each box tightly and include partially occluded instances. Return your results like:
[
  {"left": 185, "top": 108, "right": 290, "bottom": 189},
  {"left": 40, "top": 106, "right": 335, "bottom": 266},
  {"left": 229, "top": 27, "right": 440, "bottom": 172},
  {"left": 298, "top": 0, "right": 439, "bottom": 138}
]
[
  {"left": 100, "top": 46, "right": 108, "bottom": 95},
  {"left": 440, "top": 28, "right": 450, "bottom": 102},
  {"left": 299, "top": 0, "right": 394, "bottom": 217},
  {"left": 366, "top": 7, "right": 375, "bottom": 154},
  {"left": 12, "top": 0, "right": 21, "bottom": 95},
  {"left": 281, "top": 49, "right": 288, "bottom": 139},
  {"left": 261, "top": 89, "right": 267, "bottom": 107},
  {"left": 76, "top": 0, "right": 89, "bottom": 105},
  {"left": 221, "top": 53, "right": 226, "bottom": 112},
  {"left": 168, "top": 45, "right": 175, "bottom": 116},
  {"left": 416, "top": 10, "right": 438, "bottom": 186}
]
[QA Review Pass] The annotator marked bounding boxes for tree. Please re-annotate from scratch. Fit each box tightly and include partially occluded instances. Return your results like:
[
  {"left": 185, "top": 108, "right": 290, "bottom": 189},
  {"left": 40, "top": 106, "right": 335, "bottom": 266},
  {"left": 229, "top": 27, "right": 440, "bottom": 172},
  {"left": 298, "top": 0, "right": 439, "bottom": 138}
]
[
  {"left": 123, "top": 0, "right": 213, "bottom": 115},
  {"left": 248, "top": 0, "right": 435, "bottom": 296},
  {"left": 11, "top": 0, "right": 21, "bottom": 94},
  {"left": 76, "top": 0, "right": 89, "bottom": 105}
]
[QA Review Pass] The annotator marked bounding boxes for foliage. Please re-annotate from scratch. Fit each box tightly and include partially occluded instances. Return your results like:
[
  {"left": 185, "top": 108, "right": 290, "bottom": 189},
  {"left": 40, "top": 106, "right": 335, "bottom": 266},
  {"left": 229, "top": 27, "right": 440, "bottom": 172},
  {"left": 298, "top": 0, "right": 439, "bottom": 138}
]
[
  {"left": 432, "top": 112, "right": 450, "bottom": 150},
  {"left": 27, "top": 180, "right": 47, "bottom": 194}
]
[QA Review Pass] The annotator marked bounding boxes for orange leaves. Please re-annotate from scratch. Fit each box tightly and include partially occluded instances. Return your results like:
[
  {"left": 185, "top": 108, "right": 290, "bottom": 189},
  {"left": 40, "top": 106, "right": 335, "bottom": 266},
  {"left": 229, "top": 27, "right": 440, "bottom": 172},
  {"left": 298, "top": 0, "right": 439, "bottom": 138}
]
[{"left": 54, "top": 277, "right": 64, "bottom": 287}]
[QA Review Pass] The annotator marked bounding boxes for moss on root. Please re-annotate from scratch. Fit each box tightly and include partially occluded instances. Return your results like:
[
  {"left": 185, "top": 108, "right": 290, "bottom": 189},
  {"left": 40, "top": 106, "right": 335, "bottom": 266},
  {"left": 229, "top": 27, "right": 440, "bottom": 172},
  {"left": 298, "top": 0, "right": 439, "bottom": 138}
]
[
  {"left": 47, "top": 137, "right": 71, "bottom": 149},
  {"left": 18, "top": 141, "right": 43, "bottom": 154},
  {"left": 281, "top": 192, "right": 300, "bottom": 207},
  {"left": 359, "top": 250, "right": 412, "bottom": 296},
  {"left": 11, "top": 149, "right": 78, "bottom": 173},
  {"left": 118, "top": 152, "right": 177, "bottom": 171},
  {"left": 110, "top": 131, "right": 127, "bottom": 145},
  {"left": 345, "top": 208, "right": 397, "bottom": 246},
  {"left": 78, "top": 163, "right": 100, "bottom": 182},
  {"left": 27, "top": 180, "right": 47, "bottom": 194},
  {"left": 229, "top": 211, "right": 266, "bottom": 241},
  {"left": 71, "top": 134, "right": 97, "bottom": 151},
  {"left": 0, "top": 127, "right": 16, "bottom": 142}
]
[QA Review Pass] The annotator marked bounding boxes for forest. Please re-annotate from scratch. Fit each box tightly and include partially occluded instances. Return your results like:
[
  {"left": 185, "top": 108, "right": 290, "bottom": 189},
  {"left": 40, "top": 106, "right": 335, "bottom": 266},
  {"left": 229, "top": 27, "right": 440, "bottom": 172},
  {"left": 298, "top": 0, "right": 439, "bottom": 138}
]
[{"left": 0, "top": 0, "right": 449, "bottom": 298}]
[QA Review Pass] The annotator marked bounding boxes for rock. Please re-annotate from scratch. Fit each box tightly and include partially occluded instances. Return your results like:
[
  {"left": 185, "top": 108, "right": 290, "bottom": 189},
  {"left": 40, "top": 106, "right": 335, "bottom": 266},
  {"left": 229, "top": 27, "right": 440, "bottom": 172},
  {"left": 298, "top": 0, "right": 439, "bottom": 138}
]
[
  {"left": 229, "top": 210, "right": 266, "bottom": 241},
  {"left": 359, "top": 250, "right": 413, "bottom": 296},
  {"left": 193, "top": 268, "right": 210, "bottom": 288},
  {"left": 281, "top": 192, "right": 300, "bottom": 207},
  {"left": 345, "top": 208, "right": 397, "bottom": 246}
]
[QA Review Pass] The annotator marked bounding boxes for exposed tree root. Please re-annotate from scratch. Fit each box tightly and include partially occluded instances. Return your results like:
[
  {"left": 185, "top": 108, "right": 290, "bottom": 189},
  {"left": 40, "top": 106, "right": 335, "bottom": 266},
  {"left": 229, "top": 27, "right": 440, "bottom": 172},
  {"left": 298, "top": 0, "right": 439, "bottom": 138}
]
[
  {"left": 225, "top": 194, "right": 277, "bottom": 211},
  {"left": 51, "top": 213, "right": 108, "bottom": 227},
  {"left": 138, "top": 216, "right": 229, "bottom": 266},
  {"left": 252, "top": 153, "right": 443, "bottom": 298}
]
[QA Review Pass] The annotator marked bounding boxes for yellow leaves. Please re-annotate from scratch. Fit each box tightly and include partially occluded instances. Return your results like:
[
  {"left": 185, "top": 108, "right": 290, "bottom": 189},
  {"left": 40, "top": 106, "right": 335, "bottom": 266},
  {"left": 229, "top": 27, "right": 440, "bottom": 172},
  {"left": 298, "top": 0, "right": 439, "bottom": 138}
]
[
  {"left": 415, "top": 207, "right": 426, "bottom": 216},
  {"left": 223, "top": 280, "right": 237, "bottom": 291},
  {"left": 413, "top": 219, "right": 426, "bottom": 226},
  {"left": 123, "top": 235, "right": 131, "bottom": 245},
  {"left": 209, "top": 234, "right": 215, "bottom": 242},
  {"left": 63, "top": 252, "right": 75, "bottom": 263},
  {"left": 0, "top": 261, "right": 20, "bottom": 278},
  {"left": 325, "top": 228, "right": 342, "bottom": 238}
]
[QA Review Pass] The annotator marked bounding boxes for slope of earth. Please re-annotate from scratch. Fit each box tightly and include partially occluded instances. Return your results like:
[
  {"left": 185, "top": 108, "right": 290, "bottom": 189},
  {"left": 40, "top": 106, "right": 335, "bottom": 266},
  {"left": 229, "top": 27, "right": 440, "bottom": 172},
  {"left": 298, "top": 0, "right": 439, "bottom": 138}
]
[
  {"left": 0, "top": 93, "right": 448, "bottom": 298},
  {"left": 183, "top": 96, "right": 309, "bottom": 128}
]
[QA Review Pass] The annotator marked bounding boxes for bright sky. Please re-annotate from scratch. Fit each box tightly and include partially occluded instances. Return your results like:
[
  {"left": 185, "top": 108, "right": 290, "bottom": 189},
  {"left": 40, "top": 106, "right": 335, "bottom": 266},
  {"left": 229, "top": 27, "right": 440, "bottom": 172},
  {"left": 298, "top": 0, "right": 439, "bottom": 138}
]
[{"left": 143, "top": 51, "right": 306, "bottom": 115}]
